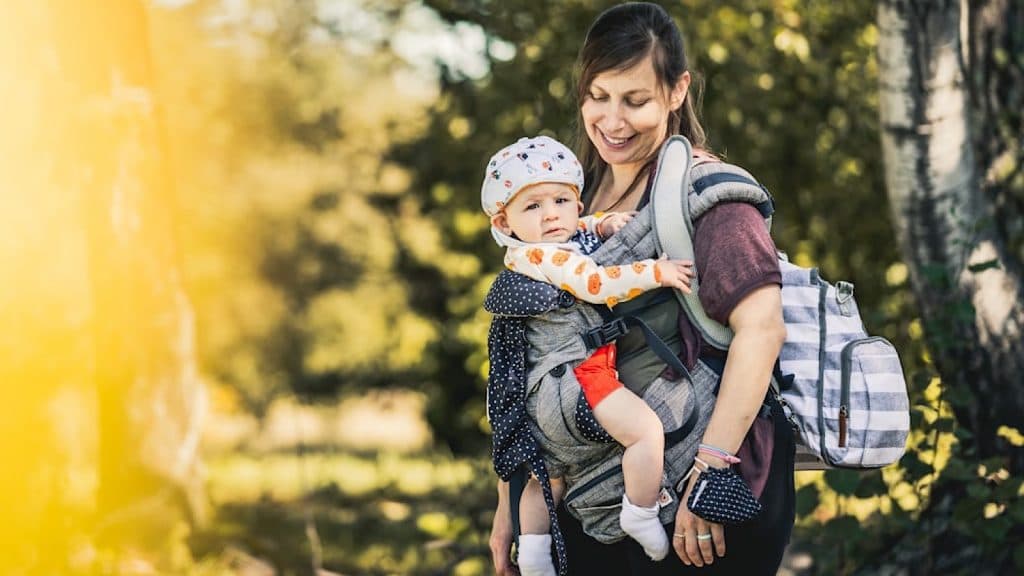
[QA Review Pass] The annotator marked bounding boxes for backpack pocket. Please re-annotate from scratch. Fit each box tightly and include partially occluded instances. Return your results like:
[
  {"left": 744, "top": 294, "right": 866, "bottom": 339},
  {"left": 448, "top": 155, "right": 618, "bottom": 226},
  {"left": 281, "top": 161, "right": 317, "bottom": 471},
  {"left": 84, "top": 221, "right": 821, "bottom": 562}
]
[
  {"left": 562, "top": 454, "right": 628, "bottom": 544},
  {"left": 825, "top": 337, "right": 909, "bottom": 467}
]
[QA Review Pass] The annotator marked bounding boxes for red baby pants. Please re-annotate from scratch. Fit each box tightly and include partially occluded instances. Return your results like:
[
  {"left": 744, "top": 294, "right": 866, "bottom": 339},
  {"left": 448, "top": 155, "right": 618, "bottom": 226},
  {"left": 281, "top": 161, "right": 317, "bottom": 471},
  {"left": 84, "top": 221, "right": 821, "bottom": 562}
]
[{"left": 573, "top": 344, "right": 624, "bottom": 409}]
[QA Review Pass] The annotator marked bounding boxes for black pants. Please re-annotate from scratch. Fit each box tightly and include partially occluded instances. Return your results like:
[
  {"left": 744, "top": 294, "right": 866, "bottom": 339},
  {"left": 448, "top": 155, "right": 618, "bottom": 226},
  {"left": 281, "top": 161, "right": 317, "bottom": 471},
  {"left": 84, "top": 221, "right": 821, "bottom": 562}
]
[{"left": 556, "top": 394, "right": 796, "bottom": 575}]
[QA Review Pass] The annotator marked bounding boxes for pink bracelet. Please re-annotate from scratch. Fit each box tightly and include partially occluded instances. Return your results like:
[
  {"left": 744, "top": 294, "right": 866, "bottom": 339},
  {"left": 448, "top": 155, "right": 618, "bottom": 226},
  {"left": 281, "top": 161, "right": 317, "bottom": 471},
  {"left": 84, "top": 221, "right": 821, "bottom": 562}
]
[{"left": 698, "top": 444, "right": 741, "bottom": 464}]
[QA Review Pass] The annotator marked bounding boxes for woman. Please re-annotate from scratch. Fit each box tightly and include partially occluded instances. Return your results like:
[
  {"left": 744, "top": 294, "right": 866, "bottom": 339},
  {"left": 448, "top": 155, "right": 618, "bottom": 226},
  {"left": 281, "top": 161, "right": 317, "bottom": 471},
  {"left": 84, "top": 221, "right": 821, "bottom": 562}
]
[{"left": 489, "top": 3, "right": 795, "bottom": 574}]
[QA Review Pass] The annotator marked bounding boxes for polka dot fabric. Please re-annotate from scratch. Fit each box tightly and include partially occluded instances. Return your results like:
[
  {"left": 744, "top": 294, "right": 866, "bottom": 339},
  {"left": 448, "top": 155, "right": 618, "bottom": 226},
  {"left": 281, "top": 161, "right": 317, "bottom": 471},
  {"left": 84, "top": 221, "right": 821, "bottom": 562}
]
[
  {"left": 575, "top": 390, "right": 614, "bottom": 443},
  {"left": 685, "top": 466, "right": 762, "bottom": 525},
  {"left": 485, "top": 272, "right": 570, "bottom": 575}
]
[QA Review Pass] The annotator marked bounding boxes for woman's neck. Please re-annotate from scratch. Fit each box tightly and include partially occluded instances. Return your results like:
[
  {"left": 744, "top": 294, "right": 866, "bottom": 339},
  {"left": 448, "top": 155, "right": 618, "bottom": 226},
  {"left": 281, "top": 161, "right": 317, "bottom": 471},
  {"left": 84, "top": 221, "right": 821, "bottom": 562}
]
[{"left": 590, "top": 161, "right": 649, "bottom": 214}]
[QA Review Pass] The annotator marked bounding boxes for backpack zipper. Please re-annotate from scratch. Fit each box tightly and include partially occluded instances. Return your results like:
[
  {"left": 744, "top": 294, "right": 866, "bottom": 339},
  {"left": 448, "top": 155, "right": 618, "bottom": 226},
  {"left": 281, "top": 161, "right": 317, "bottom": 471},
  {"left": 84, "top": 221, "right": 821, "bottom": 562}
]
[{"left": 564, "top": 464, "right": 623, "bottom": 506}]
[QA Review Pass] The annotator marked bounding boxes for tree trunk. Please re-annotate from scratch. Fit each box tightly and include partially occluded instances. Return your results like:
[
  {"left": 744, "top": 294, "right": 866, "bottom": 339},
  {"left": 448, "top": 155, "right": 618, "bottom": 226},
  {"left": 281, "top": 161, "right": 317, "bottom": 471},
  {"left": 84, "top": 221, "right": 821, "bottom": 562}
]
[
  {"left": 878, "top": 1, "right": 1023, "bottom": 572},
  {"left": 879, "top": 0, "right": 1024, "bottom": 472},
  {"left": 55, "top": 0, "right": 208, "bottom": 545}
]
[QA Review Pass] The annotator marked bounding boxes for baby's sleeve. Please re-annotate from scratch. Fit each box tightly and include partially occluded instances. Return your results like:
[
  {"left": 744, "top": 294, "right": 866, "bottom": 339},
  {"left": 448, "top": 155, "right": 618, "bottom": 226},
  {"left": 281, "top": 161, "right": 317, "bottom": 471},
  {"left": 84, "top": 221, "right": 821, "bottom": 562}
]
[{"left": 505, "top": 246, "right": 661, "bottom": 308}]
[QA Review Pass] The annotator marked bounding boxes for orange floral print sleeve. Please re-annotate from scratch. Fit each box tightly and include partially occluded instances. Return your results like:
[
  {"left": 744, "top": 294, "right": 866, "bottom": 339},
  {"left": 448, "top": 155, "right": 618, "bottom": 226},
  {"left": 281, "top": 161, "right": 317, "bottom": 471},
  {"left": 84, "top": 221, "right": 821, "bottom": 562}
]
[{"left": 504, "top": 246, "right": 660, "bottom": 307}]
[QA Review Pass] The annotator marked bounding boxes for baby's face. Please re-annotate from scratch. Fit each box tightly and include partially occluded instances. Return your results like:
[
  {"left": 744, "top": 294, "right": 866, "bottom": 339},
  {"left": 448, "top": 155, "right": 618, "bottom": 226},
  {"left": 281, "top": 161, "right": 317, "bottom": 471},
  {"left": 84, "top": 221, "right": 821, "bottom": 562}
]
[{"left": 493, "top": 182, "right": 581, "bottom": 244}]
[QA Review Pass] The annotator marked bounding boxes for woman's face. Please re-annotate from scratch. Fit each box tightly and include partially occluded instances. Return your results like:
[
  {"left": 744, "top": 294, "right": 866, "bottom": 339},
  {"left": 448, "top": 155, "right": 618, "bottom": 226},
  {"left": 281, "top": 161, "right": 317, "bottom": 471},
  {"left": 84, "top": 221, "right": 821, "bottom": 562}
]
[{"left": 580, "top": 55, "right": 689, "bottom": 170}]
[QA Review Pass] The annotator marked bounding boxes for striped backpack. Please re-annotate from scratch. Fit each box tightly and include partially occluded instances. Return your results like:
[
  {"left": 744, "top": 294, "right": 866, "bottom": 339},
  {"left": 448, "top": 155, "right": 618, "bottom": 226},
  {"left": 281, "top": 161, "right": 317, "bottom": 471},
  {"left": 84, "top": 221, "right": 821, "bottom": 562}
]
[{"left": 652, "top": 135, "right": 910, "bottom": 469}]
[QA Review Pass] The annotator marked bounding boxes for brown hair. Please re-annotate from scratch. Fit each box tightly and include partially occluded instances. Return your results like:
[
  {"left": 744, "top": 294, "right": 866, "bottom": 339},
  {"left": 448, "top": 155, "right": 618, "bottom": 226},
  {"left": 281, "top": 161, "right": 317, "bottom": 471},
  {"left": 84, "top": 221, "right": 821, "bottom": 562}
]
[{"left": 573, "top": 2, "right": 708, "bottom": 203}]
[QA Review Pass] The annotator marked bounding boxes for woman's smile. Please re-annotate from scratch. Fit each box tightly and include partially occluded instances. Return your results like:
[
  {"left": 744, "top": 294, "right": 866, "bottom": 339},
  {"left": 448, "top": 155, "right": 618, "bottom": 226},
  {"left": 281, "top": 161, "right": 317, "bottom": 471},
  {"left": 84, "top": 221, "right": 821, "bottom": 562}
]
[{"left": 597, "top": 129, "right": 636, "bottom": 149}]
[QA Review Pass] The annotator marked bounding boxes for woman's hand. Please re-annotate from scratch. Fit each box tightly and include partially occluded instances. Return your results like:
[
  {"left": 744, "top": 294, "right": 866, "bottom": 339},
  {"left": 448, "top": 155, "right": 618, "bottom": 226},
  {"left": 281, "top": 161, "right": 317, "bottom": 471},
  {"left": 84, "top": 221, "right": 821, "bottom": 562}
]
[
  {"left": 597, "top": 211, "right": 638, "bottom": 238},
  {"left": 673, "top": 458, "right": 727, "bottom": 567},
  {"left": 490, "top": 480, "right": 521, "bottom": 575},
  {"left": 655, "top": 257, "right": 694, "bottom": 293}
]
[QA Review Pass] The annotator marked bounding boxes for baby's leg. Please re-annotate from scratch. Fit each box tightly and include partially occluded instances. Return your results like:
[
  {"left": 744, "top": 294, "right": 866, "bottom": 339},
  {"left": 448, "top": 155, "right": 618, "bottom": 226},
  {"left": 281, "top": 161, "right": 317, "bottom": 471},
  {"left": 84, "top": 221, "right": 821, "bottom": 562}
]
[
  {"left": 592, "top": 388, "right": 665, "bottom": 505},
  {"left": 517, "top": 476, "right": 564, "bottom": 576},
  {"left": 593, "top": 389, "right": 670, "bottom": 560}
]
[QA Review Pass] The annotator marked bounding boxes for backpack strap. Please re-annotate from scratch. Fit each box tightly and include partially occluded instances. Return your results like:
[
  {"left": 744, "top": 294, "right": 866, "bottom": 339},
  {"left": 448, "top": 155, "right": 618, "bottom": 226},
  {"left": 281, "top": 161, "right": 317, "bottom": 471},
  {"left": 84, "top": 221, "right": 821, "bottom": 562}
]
[{"left": 650, "top": 136, "right": 775, "bottom": 350}]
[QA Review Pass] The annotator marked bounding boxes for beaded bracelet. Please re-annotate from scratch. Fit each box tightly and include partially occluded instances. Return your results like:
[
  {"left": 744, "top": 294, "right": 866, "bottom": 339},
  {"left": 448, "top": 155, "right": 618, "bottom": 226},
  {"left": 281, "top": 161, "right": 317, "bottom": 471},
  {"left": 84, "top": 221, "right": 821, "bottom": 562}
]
[{"left": 698, "top": 443, "right": 742, "bottom": 464}]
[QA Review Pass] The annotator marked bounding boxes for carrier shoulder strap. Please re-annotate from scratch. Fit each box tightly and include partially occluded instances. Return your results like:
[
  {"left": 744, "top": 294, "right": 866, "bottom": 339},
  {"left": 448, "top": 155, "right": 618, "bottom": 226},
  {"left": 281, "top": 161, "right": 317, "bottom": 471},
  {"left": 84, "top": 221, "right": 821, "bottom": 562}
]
[{"left": 650, "top": 136, "right": 774, "bottom": 351}]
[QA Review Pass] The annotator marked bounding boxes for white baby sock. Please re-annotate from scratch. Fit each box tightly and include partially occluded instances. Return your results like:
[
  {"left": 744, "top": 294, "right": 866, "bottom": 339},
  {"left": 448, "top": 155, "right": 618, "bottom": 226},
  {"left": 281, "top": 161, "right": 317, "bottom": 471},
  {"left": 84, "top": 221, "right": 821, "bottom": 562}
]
[
  {"left": 619, "top": 493, "right": 670, "bottom": 561},
  {"left": 516, "top": 534, "right": 557, "bottom": 576}
]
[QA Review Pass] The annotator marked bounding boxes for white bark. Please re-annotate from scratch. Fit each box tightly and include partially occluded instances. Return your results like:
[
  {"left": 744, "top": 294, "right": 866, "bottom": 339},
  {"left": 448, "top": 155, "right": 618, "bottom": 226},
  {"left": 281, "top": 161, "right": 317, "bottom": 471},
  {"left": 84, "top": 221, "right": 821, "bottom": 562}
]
[
  {"left": 879, "top": 0, "right": 1024, "bottom": 465},
  {"left": 879, "top": 1, "right": 977, "bottom": 278}
]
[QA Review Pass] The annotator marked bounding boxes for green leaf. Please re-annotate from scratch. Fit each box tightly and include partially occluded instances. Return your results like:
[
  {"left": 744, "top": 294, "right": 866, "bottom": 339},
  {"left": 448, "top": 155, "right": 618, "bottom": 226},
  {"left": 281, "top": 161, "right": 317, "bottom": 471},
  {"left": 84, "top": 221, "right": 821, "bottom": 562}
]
[
  {"left": 795, "top": 483, "right": 820, "bottom": 517},
  {"left": 932, "top": 417, "right": 956, "bottom": 432},
  {"left": 1007, "top": 499, "right": 1024, "bottom": 523},
  {"left": 954, "top": 426, "right": 975, "bottom": 441},
  {"left": 855, "top": 472, "right": 888, "bottom": 498},
  {"left": 966, "top": 482, "right": 990, "bottom": 500},
  {"left": 825, "top": 469, "right": 861, "bottom": 496},
  {"left": 952, "top": 497, "right": 983, "bottom": 527},
  {"left": 942, "top": 459, "right": 976, "bottom": 481},
  {"left": 901, "top": 451, "right": 933, "bottom": 479},
  {"left": 825, "top": 515, "right": 862, "bottom": 541},
  {"left": 978, "top": 516, "right": 1011, "bottom": 544},
  {"left": 995, "top": 477, "right": 1023, "bottom": 500}
]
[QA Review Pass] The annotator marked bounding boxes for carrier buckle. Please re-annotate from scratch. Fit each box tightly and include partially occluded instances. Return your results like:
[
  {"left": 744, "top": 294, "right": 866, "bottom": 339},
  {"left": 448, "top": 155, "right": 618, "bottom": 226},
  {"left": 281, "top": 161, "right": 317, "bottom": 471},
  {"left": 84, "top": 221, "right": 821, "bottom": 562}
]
[{"left": 581, "top": 318, "right": 629, "bottom": 349}]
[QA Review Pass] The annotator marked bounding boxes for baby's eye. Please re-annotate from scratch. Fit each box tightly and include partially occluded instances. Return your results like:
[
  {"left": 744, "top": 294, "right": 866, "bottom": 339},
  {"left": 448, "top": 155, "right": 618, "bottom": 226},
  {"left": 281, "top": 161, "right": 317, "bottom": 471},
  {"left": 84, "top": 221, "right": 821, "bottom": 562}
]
[
  {"left": 555, "top": 197, "right": 572, "bottom": 204},
  {"left": 524, "top": 203, "right": 540, "bottom": 211}
]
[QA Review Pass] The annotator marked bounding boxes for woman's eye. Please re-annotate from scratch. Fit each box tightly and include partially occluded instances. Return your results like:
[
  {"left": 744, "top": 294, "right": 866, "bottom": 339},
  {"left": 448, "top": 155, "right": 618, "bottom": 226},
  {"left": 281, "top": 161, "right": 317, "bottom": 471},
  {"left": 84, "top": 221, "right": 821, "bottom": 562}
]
[
  {"left": 588, "top": 93, "right": 608, "bottom": 102},
  {"left": 627, "top": 99, "right": 650, "bottom": 107}
]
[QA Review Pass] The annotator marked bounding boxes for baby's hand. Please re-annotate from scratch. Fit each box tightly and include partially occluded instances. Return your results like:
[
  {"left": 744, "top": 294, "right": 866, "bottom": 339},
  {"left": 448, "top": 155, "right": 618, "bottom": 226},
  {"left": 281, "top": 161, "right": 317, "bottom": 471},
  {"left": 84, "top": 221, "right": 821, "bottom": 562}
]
[
  {"left": 598, "top": 211, "right": 638, "bottom": 238},
  {"left": 655, "top": 258, "right": 694, "bottom": 294}
]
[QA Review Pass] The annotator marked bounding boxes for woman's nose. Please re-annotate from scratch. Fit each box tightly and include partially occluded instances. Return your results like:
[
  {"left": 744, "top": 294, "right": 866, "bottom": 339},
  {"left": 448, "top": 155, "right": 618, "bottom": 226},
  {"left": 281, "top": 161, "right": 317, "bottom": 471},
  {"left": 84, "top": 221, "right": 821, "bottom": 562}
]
[{"left": 601, "top": 104, "right": 626, "bottom": 131}]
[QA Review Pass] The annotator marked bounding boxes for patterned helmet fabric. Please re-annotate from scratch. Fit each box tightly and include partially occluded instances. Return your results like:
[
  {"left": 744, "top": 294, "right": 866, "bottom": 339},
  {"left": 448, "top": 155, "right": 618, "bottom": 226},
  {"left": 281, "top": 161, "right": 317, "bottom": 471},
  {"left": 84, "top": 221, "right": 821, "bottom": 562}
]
[{"left": 481, "top": 135, "right": 585, "bottom": 218}]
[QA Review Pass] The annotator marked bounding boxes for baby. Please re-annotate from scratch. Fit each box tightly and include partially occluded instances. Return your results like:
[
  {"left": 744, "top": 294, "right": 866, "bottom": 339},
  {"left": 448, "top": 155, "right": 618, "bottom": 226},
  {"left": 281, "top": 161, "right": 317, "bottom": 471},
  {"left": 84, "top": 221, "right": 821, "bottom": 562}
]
[{"left": 481, "top": 136, "right": 693, "bottom": 576}]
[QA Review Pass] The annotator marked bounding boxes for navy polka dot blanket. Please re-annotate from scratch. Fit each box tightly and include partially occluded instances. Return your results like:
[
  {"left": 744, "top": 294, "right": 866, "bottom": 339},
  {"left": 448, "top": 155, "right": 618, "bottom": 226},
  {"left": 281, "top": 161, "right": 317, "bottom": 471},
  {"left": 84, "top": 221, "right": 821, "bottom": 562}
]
[{"left": 485, "top": 269, "right": 570, "bottom": 575}]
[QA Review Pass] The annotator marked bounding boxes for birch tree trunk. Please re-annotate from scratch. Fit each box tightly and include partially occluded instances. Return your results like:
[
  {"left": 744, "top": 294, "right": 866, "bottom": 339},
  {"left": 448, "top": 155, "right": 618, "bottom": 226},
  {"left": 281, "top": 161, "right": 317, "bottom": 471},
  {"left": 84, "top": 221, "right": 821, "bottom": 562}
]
[
  {"left": 878, "top": 1, "right": 1023, "bottom": 571},
  {"left": 879, "top": 0, "right": 1024, "bottom": 472}
]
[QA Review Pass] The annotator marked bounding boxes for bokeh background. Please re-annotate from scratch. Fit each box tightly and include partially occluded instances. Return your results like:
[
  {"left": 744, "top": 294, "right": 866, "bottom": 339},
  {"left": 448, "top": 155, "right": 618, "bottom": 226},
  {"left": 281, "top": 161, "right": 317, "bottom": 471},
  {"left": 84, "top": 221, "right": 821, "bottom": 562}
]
[{"left": 1, "top": 1, "right": 1021, "bottom": 575}]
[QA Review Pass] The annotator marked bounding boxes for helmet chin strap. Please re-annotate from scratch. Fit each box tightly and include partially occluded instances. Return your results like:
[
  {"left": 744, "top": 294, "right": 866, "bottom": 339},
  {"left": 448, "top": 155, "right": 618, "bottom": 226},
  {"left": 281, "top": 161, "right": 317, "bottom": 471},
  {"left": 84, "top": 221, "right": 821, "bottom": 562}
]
[{"left": 490, "top": 226, "right": 578, "bottom": 252}]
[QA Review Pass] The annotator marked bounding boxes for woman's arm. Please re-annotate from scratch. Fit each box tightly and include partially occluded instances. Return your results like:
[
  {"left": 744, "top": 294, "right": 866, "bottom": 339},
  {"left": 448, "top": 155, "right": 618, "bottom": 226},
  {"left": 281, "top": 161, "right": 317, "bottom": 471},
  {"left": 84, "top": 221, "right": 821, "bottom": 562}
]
[
  {"left": 674, "top": 202, "right": 785, "bottom": 567},
  {"left": 674, "top": 285, "right": 785, "bottom": 566},
  {"left": 489, "top": 479, "right": 520, "bottom": 575},
  {"left": 702, "top": 285, "right": 785, "bottom": 455}
]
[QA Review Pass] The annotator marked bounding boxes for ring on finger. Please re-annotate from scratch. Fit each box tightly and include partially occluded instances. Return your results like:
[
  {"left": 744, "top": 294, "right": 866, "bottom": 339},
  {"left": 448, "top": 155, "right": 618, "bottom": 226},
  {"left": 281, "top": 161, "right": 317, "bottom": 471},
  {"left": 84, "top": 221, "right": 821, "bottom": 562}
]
[
  {"left": 696, "top": 533, "right": 713, "bottom": 541},
  {"left": 673, "top": 532, "right": 686, "bottom": 539}
]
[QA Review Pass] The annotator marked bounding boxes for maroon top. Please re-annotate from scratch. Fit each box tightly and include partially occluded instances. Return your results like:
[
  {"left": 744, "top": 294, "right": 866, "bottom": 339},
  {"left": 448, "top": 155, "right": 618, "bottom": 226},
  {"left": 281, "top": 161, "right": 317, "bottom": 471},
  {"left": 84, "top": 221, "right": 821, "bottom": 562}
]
[{"left": 693, "top": 202, "right": 782, "bottom": 325}]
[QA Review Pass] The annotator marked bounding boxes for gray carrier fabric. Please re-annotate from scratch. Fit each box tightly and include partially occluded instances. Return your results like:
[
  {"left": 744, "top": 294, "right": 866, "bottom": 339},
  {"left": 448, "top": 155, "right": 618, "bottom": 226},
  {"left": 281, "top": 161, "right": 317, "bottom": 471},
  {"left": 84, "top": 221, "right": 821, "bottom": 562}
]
[{"left": 521, "top": 207, "right": 717, "bottom": 543}]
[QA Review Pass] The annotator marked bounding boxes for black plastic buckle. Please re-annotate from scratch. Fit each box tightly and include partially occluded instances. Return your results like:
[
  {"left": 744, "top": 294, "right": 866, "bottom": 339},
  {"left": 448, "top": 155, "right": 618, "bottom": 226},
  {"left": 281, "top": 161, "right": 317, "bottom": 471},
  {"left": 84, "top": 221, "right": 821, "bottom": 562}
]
[{"left": 581, "top": 318, "right": 629, "bottom": 349}]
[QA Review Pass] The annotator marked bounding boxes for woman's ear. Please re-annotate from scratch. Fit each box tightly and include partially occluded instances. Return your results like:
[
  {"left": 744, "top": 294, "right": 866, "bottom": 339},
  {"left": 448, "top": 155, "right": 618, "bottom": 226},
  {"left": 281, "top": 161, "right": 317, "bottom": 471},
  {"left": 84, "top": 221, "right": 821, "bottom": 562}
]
[
  {"left": 670, "top": 71, "right": 692, "bottom": 111},
  {"left": 491, "top": 213, "right": 512, "bottom": 235}
]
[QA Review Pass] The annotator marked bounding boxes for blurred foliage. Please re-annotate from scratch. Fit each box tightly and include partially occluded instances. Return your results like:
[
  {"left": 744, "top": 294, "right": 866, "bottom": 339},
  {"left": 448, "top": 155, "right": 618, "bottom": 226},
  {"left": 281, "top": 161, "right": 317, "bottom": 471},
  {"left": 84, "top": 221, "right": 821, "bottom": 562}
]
[{"left": 153, "top": 0, "right": 449, "bottom": 421}]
